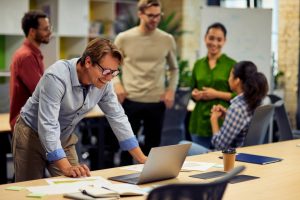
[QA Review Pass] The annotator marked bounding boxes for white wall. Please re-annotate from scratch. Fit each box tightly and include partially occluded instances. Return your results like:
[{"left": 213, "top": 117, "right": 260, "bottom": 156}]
[{"left": 199, "top": 7, "right": 272, "bottom": 88}]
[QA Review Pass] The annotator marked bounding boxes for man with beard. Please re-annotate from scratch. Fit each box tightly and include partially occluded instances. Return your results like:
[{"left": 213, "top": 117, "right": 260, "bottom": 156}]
[
  {"left": 10, "top": 10, "right": 51, "bottom": 132},
  {"left": 113, "top": 0, "right": 179, "bottom": 165}
]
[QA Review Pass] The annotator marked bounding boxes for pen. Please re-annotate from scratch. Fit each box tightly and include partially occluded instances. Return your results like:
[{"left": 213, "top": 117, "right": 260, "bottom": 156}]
[
  {"left": 101, "top": 186, "right": 113, "bottom": 191},
  {"left": 81, "top": 189, "right": 94, "bottom": 197}
]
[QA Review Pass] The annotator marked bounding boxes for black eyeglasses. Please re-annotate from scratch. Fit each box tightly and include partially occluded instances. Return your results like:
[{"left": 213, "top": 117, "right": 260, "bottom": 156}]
[
  {"left": 95, "top": 62, "right": 120, "bottom": 77},
  {"left": 143, "top": 12, "right": 164, "bottom": 20}
]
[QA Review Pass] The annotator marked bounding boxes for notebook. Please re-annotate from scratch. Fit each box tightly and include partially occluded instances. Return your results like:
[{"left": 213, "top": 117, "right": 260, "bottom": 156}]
[
  {"left": 64, "top": 192, "right": 117, "bottom": 200},
  {"left": 190, "top": 171, "right": 259, "bottom": 184},
  {"left": 235, "top": 153, "right": 282, "bottom": 165},
  {"left": 64, "top": 184, "right": 146, "bottom": 200},
  {"left": 108, "top": 143, "right": 191, "bottom": 185}
]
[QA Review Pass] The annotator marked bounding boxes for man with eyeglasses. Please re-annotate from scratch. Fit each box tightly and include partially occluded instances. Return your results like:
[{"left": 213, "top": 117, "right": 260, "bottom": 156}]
[
  {"left": 12, "top": 38, "right": 147, "bottom": 182},
  {"left": 10, "top": 10, "right": 51, "bottom": 133},
  {"left": 114, "top": 0, "right": 179, "bottom": 165}
]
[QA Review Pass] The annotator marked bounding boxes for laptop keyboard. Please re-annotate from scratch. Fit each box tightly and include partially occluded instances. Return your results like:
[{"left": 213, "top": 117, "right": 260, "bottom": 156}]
[
  {"left": 124, "top": 177, "right": 139, "bottom": 183},
  {"left": 109, "top": 173, "right": 141, "bottom": 184}
]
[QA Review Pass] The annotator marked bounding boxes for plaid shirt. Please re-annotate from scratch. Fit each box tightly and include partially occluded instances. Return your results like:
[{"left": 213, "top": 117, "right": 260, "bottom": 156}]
[{"left": 211, "top": 94, "right": 253, "bottom": 150}]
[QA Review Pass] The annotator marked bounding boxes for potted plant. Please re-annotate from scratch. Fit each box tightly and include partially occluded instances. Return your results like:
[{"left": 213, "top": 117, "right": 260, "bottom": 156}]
[{"left": 178, "top": 57, "right": 192, "bottom": 89}]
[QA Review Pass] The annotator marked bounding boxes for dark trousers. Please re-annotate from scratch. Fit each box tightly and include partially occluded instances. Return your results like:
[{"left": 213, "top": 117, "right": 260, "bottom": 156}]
[{"left": 120, "top": 99, "right": 166, "bottom": 166}]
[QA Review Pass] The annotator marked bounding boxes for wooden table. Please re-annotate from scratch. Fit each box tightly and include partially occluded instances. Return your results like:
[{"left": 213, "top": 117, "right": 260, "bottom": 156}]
[
  {"left": 0, "top": 113, "right": 10, "bottom": 133},
  {"left": 1, "top": 139, "right": 299, "bottom": 199}
]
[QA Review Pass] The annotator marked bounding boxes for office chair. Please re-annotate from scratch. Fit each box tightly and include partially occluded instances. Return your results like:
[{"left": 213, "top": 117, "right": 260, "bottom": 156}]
[
  {"left": 0, "top": 79, "right": 10, "bottom": 113},
  {"left": 267, "top": 94, "right": 282, "bottom": 104},
  {"left": 273, "top": 100, "right": 300, "bottom": 140},
  {"left": 146, "top": 166, "right": 245, "bottom": 200},
  {"left": 267, "top": 94, "right": 300, "bottom": 140},
  {"left": 160, "top": 88, "right": 191, "bottom": 146},
  {"left": 243, "top": 104, "right": 275, "bottom": 146}
]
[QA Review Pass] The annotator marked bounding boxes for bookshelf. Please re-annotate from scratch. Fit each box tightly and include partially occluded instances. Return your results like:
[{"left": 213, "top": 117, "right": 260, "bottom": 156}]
[
  {"left": 89, "top": 0, "right": 137, "bottom": 40},
  {"left": 0, "top": 0, "right": 137, "bottom": 70},
  {"left": 31, "top": 0, "right": 89, "bottom": 67},
  {"left": 0, "top": 0, "right": 27, "bottom": 70}
]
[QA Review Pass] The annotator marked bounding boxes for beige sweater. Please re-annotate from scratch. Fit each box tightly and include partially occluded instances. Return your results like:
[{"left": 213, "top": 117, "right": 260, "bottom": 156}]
[{"left": 113, "top": 27, "right": 178, "bottom": 103}]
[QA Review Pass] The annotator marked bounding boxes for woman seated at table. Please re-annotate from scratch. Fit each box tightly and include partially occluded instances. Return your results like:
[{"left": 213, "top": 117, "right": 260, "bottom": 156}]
[{"left": 185, "top": 61, "right": 269, "bottom": 155}]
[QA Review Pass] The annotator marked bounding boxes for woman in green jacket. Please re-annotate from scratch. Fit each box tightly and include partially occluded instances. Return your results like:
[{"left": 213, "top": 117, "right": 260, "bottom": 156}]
[{"left": 189, "top": 22, "right": 236, "bottom": 149}]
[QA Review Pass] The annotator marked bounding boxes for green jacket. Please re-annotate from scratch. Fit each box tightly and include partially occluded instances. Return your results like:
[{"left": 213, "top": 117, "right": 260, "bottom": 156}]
[{"left": 189, "top": 54, "right": 236, "bottom": 137}]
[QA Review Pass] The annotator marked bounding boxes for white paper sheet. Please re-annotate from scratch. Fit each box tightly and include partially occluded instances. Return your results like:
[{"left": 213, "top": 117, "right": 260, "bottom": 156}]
[
  {"left": 182, "top": 161, "right": 215, "bottom": 171},
  {"left": 45, "top": 176, "right": 110, "bottom": 185},
  {"left": 27, "top": 176, "right": 112, "bottom": 195},
  {"left": 121, "top": 164, "right": 144, "bottom": 172}
]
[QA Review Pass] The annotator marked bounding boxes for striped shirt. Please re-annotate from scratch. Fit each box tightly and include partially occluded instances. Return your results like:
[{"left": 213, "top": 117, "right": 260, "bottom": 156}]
[{"left": 211, "top": 94, "right": 252, "bottom": 150}]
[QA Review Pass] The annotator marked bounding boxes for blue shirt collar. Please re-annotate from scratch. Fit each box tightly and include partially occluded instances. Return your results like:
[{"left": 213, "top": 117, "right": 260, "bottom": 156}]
[{"left": 69, "top": 58, "right": 82, "bottom": 87}]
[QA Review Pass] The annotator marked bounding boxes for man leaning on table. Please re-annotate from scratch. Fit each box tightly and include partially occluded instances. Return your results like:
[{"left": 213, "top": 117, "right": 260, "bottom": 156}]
[{"left": 12, "top": 38, "right": 147, "bottom": 182}]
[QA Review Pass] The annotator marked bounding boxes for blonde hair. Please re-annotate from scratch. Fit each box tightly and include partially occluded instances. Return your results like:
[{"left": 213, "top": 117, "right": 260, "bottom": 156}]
[{"left": 138, "top": 0, "right": 161, "bottom": 12}]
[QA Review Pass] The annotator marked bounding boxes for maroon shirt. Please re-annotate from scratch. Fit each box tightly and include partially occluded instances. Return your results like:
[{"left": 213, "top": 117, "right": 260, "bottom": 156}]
[{"left": 9, "top": 39, "right": 45, "bottom": 131}]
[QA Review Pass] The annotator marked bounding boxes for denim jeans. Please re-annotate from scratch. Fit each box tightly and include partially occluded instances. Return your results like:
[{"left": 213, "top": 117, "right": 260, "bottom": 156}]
[{"left": 179, "top": 140, "right": 210, "bottom": 156}]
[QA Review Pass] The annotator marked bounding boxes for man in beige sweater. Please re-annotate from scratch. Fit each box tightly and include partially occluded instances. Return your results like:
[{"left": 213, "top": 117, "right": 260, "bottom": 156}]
[{"left": 114, "top": 0, "right": 179, "bottom": 165}]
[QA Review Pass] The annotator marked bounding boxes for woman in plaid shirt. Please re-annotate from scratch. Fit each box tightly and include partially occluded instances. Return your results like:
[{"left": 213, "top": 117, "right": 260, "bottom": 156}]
[
  {"left": 210, "top": 61, "right": 268, "bottom": 150},
  {"left": 185, "top": 61, "right": 268, "bottom": 155}
]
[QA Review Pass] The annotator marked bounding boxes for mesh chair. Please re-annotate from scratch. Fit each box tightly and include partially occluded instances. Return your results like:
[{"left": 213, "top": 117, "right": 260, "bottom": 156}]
[
  {"left": 0, "top": 79, "right": 10, "bottom": 113},
  {"left": 146, "top": 166, "right": 245, "bottom": 200},
  {"left": 273, "top": 100, "right": 300, "bottom": 140},
  {"left": 267, "top": 94, "right": 300, "bottom": 140},
  {"left": 160, "top": 88, "right": 191, "bottom": 146},
  {"left": 243, "top": 104, "right": 275, "bottom": 146}
]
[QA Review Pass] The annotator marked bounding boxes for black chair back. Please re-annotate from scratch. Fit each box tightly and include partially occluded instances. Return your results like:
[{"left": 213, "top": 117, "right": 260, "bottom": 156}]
[
  {"left": 243, "top": 104, "right": 274, "bottom": 146},
  {"left": 147, "top": 166, "right": 245, "bottom": 200},
  {"left": 273, "top": 100, "right": 294, "bottom": 141}
]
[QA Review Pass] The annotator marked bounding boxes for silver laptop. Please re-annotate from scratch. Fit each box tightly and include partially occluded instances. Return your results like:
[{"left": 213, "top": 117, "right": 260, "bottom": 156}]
[{"left": 108, "top": 143, "right": 191, "bottom": 185}]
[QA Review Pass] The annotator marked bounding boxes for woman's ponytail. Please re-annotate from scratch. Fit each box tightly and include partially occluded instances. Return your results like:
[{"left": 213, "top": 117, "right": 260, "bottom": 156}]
[{"left": 233, "top": 61, "right": 268, "bottom": 112}]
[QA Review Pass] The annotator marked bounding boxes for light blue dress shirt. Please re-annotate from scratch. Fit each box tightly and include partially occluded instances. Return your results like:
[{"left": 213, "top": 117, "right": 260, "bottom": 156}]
[{"left": 20, "top": 58, "right": 138, "bottom": 162}]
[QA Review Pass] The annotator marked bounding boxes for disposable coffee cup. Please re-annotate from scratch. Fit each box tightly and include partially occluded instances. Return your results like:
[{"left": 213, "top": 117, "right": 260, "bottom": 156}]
[{"left": 222, "top": 148, "right": 236, "bottom": 172}]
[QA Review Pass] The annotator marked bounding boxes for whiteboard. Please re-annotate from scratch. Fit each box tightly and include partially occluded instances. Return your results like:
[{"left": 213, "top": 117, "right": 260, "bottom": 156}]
[{"left": 199, "top": 7, "right": 272, "bottom": 87}]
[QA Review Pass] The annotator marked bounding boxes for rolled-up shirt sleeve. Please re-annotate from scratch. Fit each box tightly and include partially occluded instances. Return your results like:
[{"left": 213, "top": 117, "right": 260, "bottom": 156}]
[
  {"left": 98, "top": 82, "right": 138, "bottom": 151},
  {"left": 38, "top": 74, "right": 66, "bottom": 161}
]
